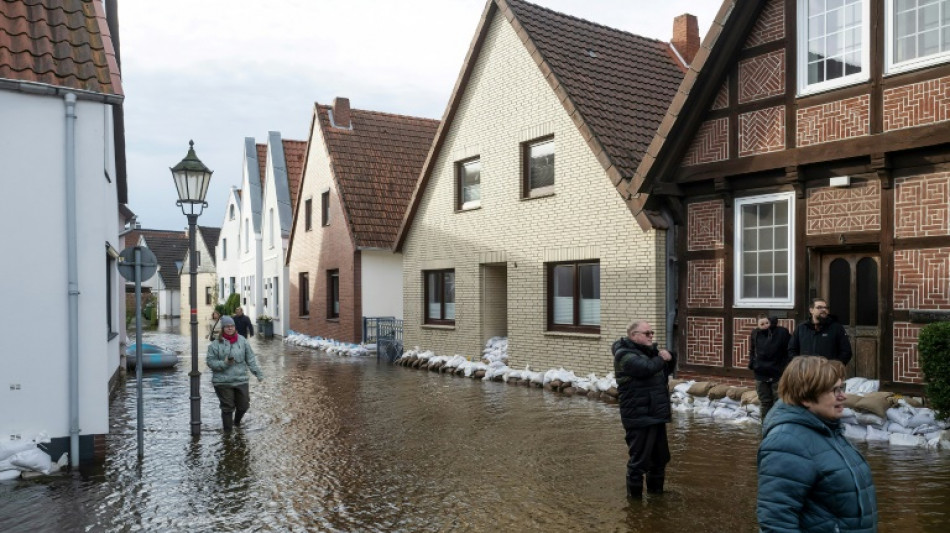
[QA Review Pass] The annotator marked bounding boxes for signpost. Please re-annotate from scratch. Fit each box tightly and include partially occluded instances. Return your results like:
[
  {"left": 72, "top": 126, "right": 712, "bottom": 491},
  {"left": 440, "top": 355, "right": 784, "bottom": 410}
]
[{"left": 117, "top": 246, "right": 158, "bottom": 458}]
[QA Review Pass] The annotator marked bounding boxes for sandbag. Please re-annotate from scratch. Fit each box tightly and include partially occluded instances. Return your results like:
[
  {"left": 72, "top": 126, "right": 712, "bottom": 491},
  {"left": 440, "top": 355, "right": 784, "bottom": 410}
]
[
  {"left": 842, "top": 394, "right": 862, "bottom": 409},
  {"left": 0, "top": 469, "right": 20, "bottom": 481},
  {"left": 707, "top": 384, "right": 731, "bottom": 400},
  {"left": 687, "top": 381, "right": 716, "bottom": 397},
  {"left": 854, "top": 392, "right": 894, "bottom": 419},
  {"left": 0, "top": 458, "right": 15, "bottom": 472},
  {"left": 886, "top": 422, "right": 914, "bottom": 435},
  {"left": 886, "top": 406, "right": 915, "bottom": 427},
  {"left": 890, "top": 433, "right": 927, "bottom": 447},
  {"left": 908, "top": 409, "right": 937, "bottom": 428},
  {"left": 727, "top": 387, "right": 752, "bottom": 402},
  {"left": 673, "top": 381, "right": 695, "bottom": 395},
  {"left": 866, "top": 425, "right": 890, "bottom": 441},
  {"left": 0, "top": 440, "right": 35, "bottom": 462},
  {"left": 855, "top": 412, "right": 885, "bottom": 426},
  {"left": 9, "top": 448, "right": 52, "bottom": 475},
  {"left": 740, "top": 390, "right": 760, "bottom": 406},
  {"left": 668, "top": 379, "right": 686, "bottom": 393},
  {"left": 843, "top": 423, "right": 867, "bottom": 441}
]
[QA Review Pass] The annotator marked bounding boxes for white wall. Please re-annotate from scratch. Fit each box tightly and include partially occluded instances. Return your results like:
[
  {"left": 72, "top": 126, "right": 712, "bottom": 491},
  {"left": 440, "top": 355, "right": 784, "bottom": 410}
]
[
  {"left": 260, "top": 136, "right": 292, "bottom": 335},
  {"left": 362, "top": 251, "right": 404, "bottom": 319},
  {"left": 216, "top": 189, "right": 242, "bottom": 305},
  {"left": 238, "top": 141, "right": 264, "bottom": 321},
  {"left": 0, "top": 91, "right": 120, "bottom": 440}
]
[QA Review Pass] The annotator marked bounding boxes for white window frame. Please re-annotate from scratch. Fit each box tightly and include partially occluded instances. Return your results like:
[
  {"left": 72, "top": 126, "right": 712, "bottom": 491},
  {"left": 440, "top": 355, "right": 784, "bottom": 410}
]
[
  {"left": 457, "top": 158, "right": 481, "bottom": 211},
  {"left": 734, "top": 191, "right": 795, "bottom": 309},
  {"left": 798, "top": 0, "right": 871, "bottom": 96},
  {"left": 886, "top": 0, "right": 950, "bottom": 74}
]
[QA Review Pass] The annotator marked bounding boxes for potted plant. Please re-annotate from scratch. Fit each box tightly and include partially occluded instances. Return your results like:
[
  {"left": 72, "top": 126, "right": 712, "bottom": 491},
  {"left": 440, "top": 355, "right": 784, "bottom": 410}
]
[{"left": 257, "top": 314, "right": 275, "bottom": 338}]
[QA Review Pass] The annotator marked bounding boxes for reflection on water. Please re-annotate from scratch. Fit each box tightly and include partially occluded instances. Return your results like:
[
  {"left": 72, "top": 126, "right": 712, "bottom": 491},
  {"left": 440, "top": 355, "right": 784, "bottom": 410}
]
[{"left": 1, "top": 324, "right": 948, "bottom": 532}]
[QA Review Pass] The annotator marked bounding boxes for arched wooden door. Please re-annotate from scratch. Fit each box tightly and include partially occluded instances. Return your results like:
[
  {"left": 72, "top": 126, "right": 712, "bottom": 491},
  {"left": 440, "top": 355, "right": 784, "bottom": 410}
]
[{"left": 819, "top": 253, "right": 880, "bottom": 378}]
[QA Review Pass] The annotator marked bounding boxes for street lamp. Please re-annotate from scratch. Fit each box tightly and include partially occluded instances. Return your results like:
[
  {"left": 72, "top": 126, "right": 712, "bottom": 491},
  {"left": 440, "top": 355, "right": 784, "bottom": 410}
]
[{"left": 170, "top": 140, "right": 213, "bottom": 437}]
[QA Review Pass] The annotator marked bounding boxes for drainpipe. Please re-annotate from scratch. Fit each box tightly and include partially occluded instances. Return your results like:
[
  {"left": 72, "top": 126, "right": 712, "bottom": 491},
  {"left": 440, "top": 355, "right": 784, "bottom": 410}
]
[
  {"left": 64, "top": 92, "right": 80, "bottom": 468},
  {"left": 662, "top": 209, "right": 678, "bottom": 368}
]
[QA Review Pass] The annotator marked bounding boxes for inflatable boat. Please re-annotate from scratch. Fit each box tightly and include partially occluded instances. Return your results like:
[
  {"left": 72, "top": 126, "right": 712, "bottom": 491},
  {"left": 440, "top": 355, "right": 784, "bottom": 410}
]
[{"left": 125, "top": 344, "right": 179, "bottom": 370}]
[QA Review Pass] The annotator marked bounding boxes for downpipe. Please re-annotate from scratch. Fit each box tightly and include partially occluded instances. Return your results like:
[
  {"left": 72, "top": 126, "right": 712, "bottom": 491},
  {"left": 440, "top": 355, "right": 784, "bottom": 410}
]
[
  {"left": 662, "top": 209, "right": 678, "bottom": 370},
  {"left": 65, "top": 92, "right": 80, "bottom": 468}
]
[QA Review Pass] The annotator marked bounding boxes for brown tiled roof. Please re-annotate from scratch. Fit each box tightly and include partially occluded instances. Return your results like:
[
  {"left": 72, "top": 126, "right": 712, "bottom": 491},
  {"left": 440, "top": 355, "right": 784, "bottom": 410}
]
[
  {"left": 317, "top": 105, "right": 439, "bottom": 249},
  {"left": 256, "top": 143, "right": 267, "bottom": 189},
  {"left": 0, "top": 0, "right": 122, "bottom": 96},
  {"left": 198, "top": 226, "right": 221, "bottom": 263},
  {"left": 282, "top": 139, "right": 307, "bottom": 212},
  {"left": 127, "top": 228, "right": 188, "bottom": 291}
]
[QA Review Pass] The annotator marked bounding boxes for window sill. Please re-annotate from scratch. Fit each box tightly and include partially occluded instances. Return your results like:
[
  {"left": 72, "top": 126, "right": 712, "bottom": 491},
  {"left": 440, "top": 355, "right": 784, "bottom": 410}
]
[
  {"left": 522, "top": 189, "right": 554, "bottom": 201},
  {"left": 455, "top": 205, "right": 481, "bottom": 213},
  {"left": 298, "top": 315, "right": 310, "bottom": 319},
  {"left": 108, "top": 331, "right": 119, "bottom": 341},
  {"left": 327, "top": 318, "right": 339, "bottom": 323},
  {"left": 544, "top": 330, "right": 600, "bottom": 340},
  {"left": 422, "top": 324, "right": 456, "bottom": 331}
]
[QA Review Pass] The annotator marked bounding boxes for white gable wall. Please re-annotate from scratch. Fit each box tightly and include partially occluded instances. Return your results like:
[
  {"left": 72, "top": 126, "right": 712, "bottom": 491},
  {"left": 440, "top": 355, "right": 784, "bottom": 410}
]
[
  {"left": 180, "top": 231, "right": 219, "bottom": 331},
  {"left": 261, "top": 133, "right": 291, "bottom": 335},
  {"left": 238, "top": 139, "right": 264, "bottom": 321},
  {"left": 362, "top": 251, "right": 404, "bottom": 319},
  {"left": 216, "top": 189, "right": 242, "bottom": 305}
]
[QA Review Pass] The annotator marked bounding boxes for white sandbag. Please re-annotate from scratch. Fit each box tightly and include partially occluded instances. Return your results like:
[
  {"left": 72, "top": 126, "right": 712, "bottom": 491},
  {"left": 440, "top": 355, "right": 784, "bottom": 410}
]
[
  {"left": 671, "top": 391, "right": 692, "bottom": 404},
  {"left": 840, "top": 415, "right": 858, "bottom": 426},
  {"left": 927, "top": 430, "right": 950, "bottom": 450},
  {"left": 889, "top": 433, "right": 927, "bottom": 447},
  {"left": 841, "top": 407, "right": 856, "bottom": 418},
  {"left": 0, "top": 458, "right": 16, "bottom": 472},
  {"left": 908, "top": 409, "right": 937, "bottom": 429},
  {"left": 693, "top": 397, "right": 711, "bottom": 409},
  {"left": 843, "top": 423, "right": 867, "bottom": 441},
  {"left": 866, "top": 425, "right": 890, "bottom": 442},
  {"left": 914, "top": 423, "right": 943, "bottom": 435},
  {"left": 0, "top": 440, "right": 37, "bottom": 462},
  {"left": 719, "top": 396, "right": 741, "bottom": 407},
  {"left": 886, "top": 422, "right": 914, "bottom": 435},
  {"left": 673, "top": 381, "right": 695, "bottom": 394},
  {"left": 0, "top": 469, "right": 20, "bottom": 481},
  {"left": 712, "top": 406, "right": 738, "bottom": 419},
  {"left": 696, "top": 405, "right": 715, "bottom": 418},
  {"left": 886, "top": 406, "right": 914, "bottom": 427},
  {"left": 673, "top": 403, "right": 692, "bottom": 413},
  {"left": 855, "top": 412, "right": 886, "bottom": 427},
  {"left": 10, "top": 448, "right": 52, "bottom": 474},
  {"left": 845, "top": 377, "right": 879, "bottom": 394}
]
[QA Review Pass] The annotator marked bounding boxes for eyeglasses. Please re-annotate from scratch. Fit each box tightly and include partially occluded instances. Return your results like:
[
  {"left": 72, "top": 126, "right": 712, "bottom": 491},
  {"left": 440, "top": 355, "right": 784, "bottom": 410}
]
[
  {"left": 814, "top": 305, "right": 828, "bottom": 310},
  {"left": 634, "top": 330, "right": 655, "bottom": 337},
  {"left": 831, "top": 385, "right": 845, "bottom": 396}
]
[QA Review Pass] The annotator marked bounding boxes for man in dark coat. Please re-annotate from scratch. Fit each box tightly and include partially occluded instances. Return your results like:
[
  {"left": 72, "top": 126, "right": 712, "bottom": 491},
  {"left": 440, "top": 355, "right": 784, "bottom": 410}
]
[
  {"left": 233, "top": 307, "right": 254, "bottom": 338},
  {"left": 749, "top": 314, "right": 792, "bottom": 423},
  {"left": 612, "top": 320, "right": 676, "bottom": 499},
  {"left": 788, "top": 298, "right": 852, "bottom": 365}
]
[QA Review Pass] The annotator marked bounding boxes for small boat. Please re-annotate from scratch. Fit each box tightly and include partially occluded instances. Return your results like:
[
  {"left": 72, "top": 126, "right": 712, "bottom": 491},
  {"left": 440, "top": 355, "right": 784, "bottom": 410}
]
[{"left": 125, "top": 344, "right": 179, "bottom": 370}]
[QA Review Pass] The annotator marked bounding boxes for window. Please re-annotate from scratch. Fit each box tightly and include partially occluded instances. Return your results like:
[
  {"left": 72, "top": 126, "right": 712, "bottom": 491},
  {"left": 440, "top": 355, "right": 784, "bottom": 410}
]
[
  {"left": 305, "top": 198, "right": 313, "bottom": 231},
  {"left": 547, "top": 261, "right": 600, "bottom": 332},
  {"left": 273, "top": 276, "right": 279, "bottom": 317},
  {"left": 299, "top": 272, "right": 310, "bottom": 316},
  {"left": 229, "top": 204, "right": 235, "bottom": 220},
  {"left": 269, "top": 208, "right": 275, "bottom": 249},
  {"left": 321, "top": 191, "right": 330, "bottom": 226},
  {"left": 229, "top": 277, "right": 236, "bottom": 296},
  {"left": 222, "top": 238, "right": 227, "bottom": 260},
  {"left": 196, "top": 251, "right": 201, "bottom": 267},
  {"left": 457, "top": 158, "right": 481, "bottom": 210},
  {"left": 734, "top": 192, "right": 795, "bottom": 308},
  {"left": 798, "top": 0, "right": 869, "bottom": 95},
  {"left": 106, "top": 250, "right": 116, "bottom": 337},
  {"left": 887, "top": 0, "right": 950, "bottom": 72},
  {"left": 327, "top": 270, "right": 340, "bottom": 319},
  {"left": 244, "top": 219, "right": 249, "bottom": 252},
  {"left": 220, "top": 278, "right": 225, "bottom": 300},
  {"left": 205, "top": 286, "right": 213, "bottom": 305},
  {"left": 523, "top": 136, "right": 554, "bottom": 197},
  {"left": 424, "top": 270, "right": 455, "bottom": 324}
]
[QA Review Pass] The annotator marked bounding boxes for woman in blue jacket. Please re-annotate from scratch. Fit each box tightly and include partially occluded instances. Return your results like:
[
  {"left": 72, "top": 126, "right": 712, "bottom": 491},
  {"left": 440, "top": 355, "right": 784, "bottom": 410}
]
[
  {"left": 757, "top": 356, "right": 877, "bottom": 532},
  {"left": 207, "top": 315, "right": 264, "bottom": 432}
]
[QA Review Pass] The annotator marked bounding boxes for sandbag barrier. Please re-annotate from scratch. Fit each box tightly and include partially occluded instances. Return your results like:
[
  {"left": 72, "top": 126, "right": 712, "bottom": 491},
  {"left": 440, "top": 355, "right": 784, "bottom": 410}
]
[
  {"left": 283, "top": 331, "right": 371, "bottom": 357},
  {"left": 0, "top": 433, "right": 68, "bottom": 481}
]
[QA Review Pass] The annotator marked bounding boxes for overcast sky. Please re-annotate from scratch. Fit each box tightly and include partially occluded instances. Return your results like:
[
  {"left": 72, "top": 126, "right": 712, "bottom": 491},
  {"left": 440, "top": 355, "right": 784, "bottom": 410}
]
[{"left": 119, "top": 0, "right": 722, "bottom": 231}]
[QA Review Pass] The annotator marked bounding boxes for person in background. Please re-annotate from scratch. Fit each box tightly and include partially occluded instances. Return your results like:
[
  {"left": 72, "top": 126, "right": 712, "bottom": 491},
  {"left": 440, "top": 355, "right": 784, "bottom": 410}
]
[
  {"left": 612, "top": 320, "right": 676, "bottom": 499},
  {"left": 758, "top": 356, "right": 877, "bottom": 532},
  {"left": 208, "top": 310, "right": 221, "bottom": 341},
  {"left": 233, "top": 306, "right": 254, "bottom": 338},
  {"left": 788, "top": 298, "right": 852, "bottom": 366},
  {"left": 206, "top": 315, "right": 264, "bottom": 432},
  {"left": 748, "top": 313, "right": 792, "bottom": 424}
]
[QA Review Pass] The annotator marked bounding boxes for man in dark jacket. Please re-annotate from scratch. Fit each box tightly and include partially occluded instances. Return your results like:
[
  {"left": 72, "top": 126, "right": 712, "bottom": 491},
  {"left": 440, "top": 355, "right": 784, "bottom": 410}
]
[
  {"left": 749, "top": 314, "right": 792, "bottom": 423},
  {"left": 788, "top": 298, "right": 852, "bottom": 365},
  {"left": 233, "top": 307, "right": 254, "bottom": 338},
  {"left": 613, "top": 320, "right": 675, "bottom": 499}
]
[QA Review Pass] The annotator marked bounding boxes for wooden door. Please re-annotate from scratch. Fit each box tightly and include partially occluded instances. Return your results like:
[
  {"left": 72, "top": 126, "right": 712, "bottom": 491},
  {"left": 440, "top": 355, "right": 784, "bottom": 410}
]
[{"left": 819, "top": 253, "right": 880, "bottom": 378}]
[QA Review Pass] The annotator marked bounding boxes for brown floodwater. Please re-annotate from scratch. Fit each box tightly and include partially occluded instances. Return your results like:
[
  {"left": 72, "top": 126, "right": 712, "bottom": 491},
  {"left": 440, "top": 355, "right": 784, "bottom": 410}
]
[{"left": 1, "top": 326, "right": 948, "bottom": 532}]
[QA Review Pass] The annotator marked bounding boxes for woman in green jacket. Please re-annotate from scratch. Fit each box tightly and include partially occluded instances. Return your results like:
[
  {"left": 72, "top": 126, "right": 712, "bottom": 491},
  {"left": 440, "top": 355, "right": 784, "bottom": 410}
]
[
  {"left": 757, "top": 356, "right": 877, "bottom": 532},
  {"left": 206, "top": 315, "right": 264, "bottom": 432}
]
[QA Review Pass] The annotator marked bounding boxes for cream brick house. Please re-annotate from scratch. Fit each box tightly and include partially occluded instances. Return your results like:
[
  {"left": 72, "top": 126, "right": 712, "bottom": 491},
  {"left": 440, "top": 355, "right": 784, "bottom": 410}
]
[{"left": 395, "top": 0, "right": 698, "bottom": 375}]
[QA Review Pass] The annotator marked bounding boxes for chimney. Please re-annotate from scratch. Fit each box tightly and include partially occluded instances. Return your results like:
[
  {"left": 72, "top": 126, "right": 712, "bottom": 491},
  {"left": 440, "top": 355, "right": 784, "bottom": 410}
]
[
  {"left": 332, "top": 97, "right": 351, "bottom": 129},
  {"left": 672, "top": 14, "right": 700, "bottom": 66}
]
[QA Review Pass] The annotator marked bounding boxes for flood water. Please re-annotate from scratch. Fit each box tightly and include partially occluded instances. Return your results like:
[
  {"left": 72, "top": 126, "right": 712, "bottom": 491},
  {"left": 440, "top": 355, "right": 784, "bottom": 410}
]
[{"left": 2, "top": 326, "right": 949, "bottom": 532}]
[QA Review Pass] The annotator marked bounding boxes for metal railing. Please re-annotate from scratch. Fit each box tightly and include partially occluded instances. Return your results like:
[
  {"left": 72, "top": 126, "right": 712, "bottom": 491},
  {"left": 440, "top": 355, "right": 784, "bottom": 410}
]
[{"left": 362, "top": 316, "right": 403, "bottom": 362}]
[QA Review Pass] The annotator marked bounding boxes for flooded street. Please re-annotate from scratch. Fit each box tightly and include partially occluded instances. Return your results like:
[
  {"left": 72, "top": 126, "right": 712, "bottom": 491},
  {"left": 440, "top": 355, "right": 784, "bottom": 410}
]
[{"left": 2, "top": 326, "right": 949, "bottom": 532}]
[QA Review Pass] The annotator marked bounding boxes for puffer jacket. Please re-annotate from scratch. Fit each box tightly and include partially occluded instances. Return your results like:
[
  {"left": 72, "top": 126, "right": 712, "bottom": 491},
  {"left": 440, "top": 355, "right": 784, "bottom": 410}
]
[
  {"left": 758, "top": 401, "right": 878, "bottom": 533},
  {"left": 206, "top": 335, "right": 264, "bottom": 386},
  {"left": 789, "top": 315, "right": 853, "bottom": 366},
  {"left": 749, "top": 317, "right": 792, "bottom": 381},
  {"left": 612, "top": 337, "right": 675, "bottom": 429}
]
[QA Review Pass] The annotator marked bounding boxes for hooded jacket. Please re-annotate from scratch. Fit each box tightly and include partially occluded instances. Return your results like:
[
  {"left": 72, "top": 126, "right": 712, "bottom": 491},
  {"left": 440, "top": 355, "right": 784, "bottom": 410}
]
[
  {"left": 206, "top": 335, "right": 264, "bottom": 386},
  {"left": 758, "top": 401, "right": 878, "bottom": 533},
  {"left": 612, "top": 337, "right": 675, "bottom": 429},
  {"left": 789, "top": 315, "right": 853, "bottom": 366},
  {"left": 749, "top": 317, "right": 792, "bottom": 381}
]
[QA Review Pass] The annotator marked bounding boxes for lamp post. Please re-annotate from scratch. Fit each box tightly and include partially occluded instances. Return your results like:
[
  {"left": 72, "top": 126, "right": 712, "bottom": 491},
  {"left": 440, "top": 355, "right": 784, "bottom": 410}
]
[{"left": 170, "top": 140, "right": 213, "bottom": 437}]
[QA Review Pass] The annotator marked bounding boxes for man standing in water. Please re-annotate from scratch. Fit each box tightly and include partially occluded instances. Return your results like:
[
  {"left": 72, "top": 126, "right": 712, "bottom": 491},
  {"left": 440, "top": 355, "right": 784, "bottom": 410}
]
[
  {"left": 788, "top": 298, "right": 852, "bottom": 366},
  {"left": 612, "top": 320, "right": 676, "bottom": 498}
]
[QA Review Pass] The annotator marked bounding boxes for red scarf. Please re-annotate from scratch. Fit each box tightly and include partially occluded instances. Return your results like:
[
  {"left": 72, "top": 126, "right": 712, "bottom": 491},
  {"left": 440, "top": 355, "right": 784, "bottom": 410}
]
[{"left": 222, "top": 331, "right": 239, "bottom": 344}]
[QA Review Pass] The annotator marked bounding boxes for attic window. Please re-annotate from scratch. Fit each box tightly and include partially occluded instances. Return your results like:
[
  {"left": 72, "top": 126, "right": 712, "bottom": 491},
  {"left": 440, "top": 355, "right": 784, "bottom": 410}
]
[{"left": 587, "top": 49, "right": 598, "bottom": 58}]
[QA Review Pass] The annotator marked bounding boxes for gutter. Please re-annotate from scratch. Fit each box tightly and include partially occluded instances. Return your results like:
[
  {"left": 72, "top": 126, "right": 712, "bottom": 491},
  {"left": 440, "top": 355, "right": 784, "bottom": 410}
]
[
  {"left": 64, "top": 93, "right": 81, "bottom": 468},
  {"left": 0, "top": 79, "right": 123, "bottom": 105}
]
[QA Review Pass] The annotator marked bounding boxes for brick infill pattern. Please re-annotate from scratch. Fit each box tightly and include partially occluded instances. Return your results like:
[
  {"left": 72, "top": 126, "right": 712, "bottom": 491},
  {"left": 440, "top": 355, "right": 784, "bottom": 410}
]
[
  {"left": 884, "top": 75, "right": 950, "bottom": 131},
  {"left": 733, "top": 317, "right": 795, "bottom": 369},
  {"left": 712, "top": 78, "right": 729, "bottom": 110},
  {"left": 739, "top": 50, "right": 785, "bottom": 104},
  {"left": 739, "top": 106, "right": 786, "bottom": 156},
  {"left": 686, "top": 317, "right": 724, "bottom": 366},
  {"left": 687, "top": 259, "right": 724, "bottom": 308},
  {"left": 805, "top": 180, "right": 881, "bottom": 235},
  {"left": 687, "top": 200, "right": 724, "bottom": 251},
  {"left": 893, "top": 322, "right": 924, "bottom": 384},
  {"left": 895, "top": 173, "right": 950, "bottom": 238},
  {"left": 744, "top": 0, "right": 785, "bottom": 49},
  {"left": 893, "top": 247, "right": 950, "bottom": 310},
  {"left": 797, "top": 95, "right": 870, "bottom": 147},
  {"left": 683, "top": 118, "right": 729, "bottom": 166}
]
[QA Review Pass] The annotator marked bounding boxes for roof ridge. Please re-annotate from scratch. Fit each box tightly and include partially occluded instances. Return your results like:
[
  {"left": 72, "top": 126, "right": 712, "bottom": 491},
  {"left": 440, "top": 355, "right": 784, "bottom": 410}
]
[
  {"left": 506, "top": 0, "right": 666, "bottom": 45},
  {"left": 317, "top": 103, "right": 440, "bottom": 123}
]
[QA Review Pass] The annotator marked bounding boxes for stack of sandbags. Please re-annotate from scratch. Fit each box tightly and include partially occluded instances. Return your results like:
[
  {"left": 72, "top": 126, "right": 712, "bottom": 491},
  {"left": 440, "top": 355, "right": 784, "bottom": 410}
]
[
  {"left": 841, "top": 391, "right": 949, "bottom": 447},
  {"left": 0, "top": 435, "right": 64, "bottom": 481}
]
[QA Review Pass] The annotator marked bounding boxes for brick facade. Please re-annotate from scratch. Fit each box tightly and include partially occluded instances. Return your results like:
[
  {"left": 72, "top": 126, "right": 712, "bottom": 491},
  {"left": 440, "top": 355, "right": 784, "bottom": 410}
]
[
  {"left": 884, "top": 75, "right": 950, "bottom": 131},
  {"left": 797, "top": 95, "right": 870, "bottom": 147},
  {"left": 739, "top": 105, "right": 786, "bottom": 156},
  {"left": 744, "top": 0, "right": 785, "bottom": 49},
  {"left": 895, "top": 172, "right": 950, "bottom": 238},
  {"left": 685, "top": 317, "right": 724, "bottom": 367},
  {"left": 712, "top": 79, "right": 729, "bottom": 110},
  {"left": 893, "top": 322, "right": 925, "bottom": 384},
  {"left": 894, "top": 247, "right": 950, "bottom": 310},
  {"left": 738, "top": 50, "right": 785, "bottom": 104},
  {"left": 733, "top": 317, "right": 795, "bottom": 369},
  {"left": 805, "top": 180, "right": 881, "bottom": 235},
  {"left": 687, "top": 200, "right": 724, "bottom": 251},
  {"left": 687, "top": 259, "right": 724, "bottom": 308},
  {"left": 683, "top": 117, "right": 729, "bottom": 166}
]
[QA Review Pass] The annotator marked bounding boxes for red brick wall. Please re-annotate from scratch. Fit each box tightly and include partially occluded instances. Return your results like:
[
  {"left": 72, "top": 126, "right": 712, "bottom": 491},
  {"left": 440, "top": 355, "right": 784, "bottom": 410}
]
[
  {"left": 744, "top": 0, "right": 785, "bottom": 49},
  {"left": 884, "top": 75, "right": 950, "bottom": 131},
  {"left": 687, "top": 200, "right": 724, "bottom": 251},
  {"left": 683, "top": 118, "right": 729, "bottom": 166},
  {"left": 893, "top": 322, "right": 925, "bottom": 384},
  {"left": 739, "top": 50, "right": 785, "bottom": 104},
  {"left": 894, "top": 247, "right": 950, "bottom": 310},
  {"left": 686, "top": 317, "right": 724, "bottom": 366},
  {"left": 739, "top": 106, "right": 786, "bottom": 156},
  {"left": 895, "top": 172, "right": 950, "bottom": 238},
  {"left": 797, "top": 95, "right": 870, "bottom": 147},
  {"left": 805, "top": 180, "right": 881, "bottom": 235},
  {"left": 676, "top": 370, "right": 756, "bottom": 388},
  {"left": 733, "top": 317, "right": 795, "bottom": 369},
  {"left": 687, "top": 259, "right": 724, "bottom": 308},
  {"left": 712, "top": 79, "right": 729, "bottom": 110}
]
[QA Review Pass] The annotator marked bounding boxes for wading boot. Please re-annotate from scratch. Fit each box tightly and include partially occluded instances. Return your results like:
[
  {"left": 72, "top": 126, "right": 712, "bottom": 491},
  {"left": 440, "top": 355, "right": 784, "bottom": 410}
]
[
  {"left": 626, "top": 475, "right": 643, "bottom": 499},
  {"left": 222, "top": 412, "right": 234, "bottom": 433},
  {"left": 646, "top": 475, "right": 665, "bottom": 494},
  {"left": 234, "top": 409, "right": 247, "bottom": 427}
]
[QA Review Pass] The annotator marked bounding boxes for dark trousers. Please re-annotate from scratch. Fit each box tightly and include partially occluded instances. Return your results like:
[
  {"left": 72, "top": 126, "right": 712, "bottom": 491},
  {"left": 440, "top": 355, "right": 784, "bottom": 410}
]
[
  {"left": 756, "top": 380, "right": 779, "bottom": 424},
  {"left": 214, "top": 383, "right": 250, "bottom": 415},
  {"left": 624, "top": 424, "right": 670, "bottom": 495}
]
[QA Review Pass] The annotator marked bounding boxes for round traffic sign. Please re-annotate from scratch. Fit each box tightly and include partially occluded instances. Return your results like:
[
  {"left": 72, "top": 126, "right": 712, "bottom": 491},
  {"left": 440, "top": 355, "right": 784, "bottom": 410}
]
[{"left": 117, "top": 246, "right": 159, "bottom": 281}]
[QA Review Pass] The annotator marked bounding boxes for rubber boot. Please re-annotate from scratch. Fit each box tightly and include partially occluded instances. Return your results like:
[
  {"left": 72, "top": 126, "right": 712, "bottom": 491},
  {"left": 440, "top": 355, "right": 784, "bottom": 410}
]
[
  {"left": 234, "top": 409, "right": 247, "bottom": 427},
  {"left": 646, "top": 474, "right": 665, "bottom": 494},
  {"left": 222, "top": 411, "right": 234, "bottom": 433},
  {"left": 626, "top": 475, "right": 643, "bottom": 499}
]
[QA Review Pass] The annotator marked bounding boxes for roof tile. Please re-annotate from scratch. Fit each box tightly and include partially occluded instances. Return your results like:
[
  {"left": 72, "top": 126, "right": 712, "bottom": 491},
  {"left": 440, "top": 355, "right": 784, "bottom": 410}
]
[{"left": 282, "top": 139, "right": 307, "bottom": 212}]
